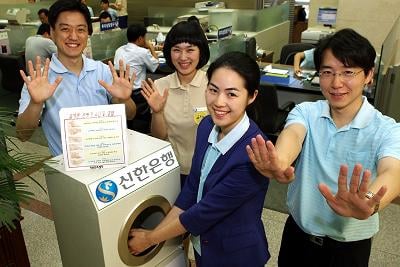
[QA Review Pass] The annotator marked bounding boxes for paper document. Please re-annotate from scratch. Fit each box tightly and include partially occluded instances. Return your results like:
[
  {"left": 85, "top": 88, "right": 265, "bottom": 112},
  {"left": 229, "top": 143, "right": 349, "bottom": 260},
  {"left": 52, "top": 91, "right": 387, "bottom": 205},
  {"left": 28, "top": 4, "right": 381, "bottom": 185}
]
[
  {"left": 263, "top": 64, "right": 289, "bottom": 75},
  {"left": 311, "top": 76, "right": 320, "bottom": 85}
]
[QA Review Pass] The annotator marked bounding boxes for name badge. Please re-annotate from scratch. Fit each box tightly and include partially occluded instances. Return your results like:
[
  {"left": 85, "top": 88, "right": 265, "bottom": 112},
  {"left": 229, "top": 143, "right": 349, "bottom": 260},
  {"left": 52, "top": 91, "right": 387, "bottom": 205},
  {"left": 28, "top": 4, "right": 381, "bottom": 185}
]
[{"left": 193, "top": 107, "right": 208, "bottom": 125}]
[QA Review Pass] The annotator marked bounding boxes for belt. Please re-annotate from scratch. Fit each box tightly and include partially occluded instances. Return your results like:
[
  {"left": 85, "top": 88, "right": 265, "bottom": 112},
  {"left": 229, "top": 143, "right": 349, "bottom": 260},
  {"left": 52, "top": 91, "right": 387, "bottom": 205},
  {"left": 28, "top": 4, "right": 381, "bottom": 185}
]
[
  {"left": 308, "top": 235, "right": 325, "bottom": 246},
  {"left": 289, "top": 215, "right": 326, "bottom": 246}
]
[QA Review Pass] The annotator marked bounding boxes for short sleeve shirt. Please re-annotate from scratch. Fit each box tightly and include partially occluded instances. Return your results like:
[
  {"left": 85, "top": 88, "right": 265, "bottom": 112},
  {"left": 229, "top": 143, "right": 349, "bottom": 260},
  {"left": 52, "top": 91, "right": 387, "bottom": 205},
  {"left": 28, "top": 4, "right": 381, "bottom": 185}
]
[
  {"left": 285, "top": 97, "right": 400, "bottom": 241},
  {"left": 18, "top": 54, "right": 112, "bottom": 156},
  {"left": 300, "top": 48, "right": 315, "bottom": 69},
  {"left": 115, "top": 0, "right": 127, "bottom": 16},
  {"left": 25, "top": 35, "right": 57, "bottom": 69},
  {"left": 154, "top": 70, "right": 208, "bottom": 175},
  {"left": 114, "top": 43, "right": 159, "bottom": 89}
]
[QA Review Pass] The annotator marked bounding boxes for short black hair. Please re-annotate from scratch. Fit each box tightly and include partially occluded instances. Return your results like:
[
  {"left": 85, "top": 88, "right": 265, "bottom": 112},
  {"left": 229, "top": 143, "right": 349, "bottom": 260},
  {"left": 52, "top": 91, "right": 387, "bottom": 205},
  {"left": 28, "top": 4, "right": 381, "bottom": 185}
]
[
  {"left": 37, "top": 8, "right": 49, "bottom": 16},
  {"left": 127, "top": 24, "right": 147, "bottom": 42},
  {"left": 99, "top": 11, "right": 112, "bottom": 21},
  {"left": 37, "top": 23, "right": 51, "bottom": 35},
  {"left": 314, "top": 28, "right": 376, "bottom": 75},
  {"left": 187, "top": 15, "right": 200, "bottom": 24},
  {"left": 100, "top": 0, "right": 110, "bottom": 4},
  {"left": 48, "top": 0, "right": 93, "bottom": 35},
  {"left": 207, "top": 51, "right": 260, "bottom": 97},
  {"left": 163, "top": 20, "right": 209, "bottom": 70}
]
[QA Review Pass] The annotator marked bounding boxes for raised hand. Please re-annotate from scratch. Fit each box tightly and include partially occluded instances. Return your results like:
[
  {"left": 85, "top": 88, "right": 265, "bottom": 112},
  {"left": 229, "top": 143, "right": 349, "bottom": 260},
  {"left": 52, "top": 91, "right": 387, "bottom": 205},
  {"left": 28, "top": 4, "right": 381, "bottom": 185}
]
[
  {"left": 128, "top": 229, "right": 154, "bottom": 255},
  {"left": 246, "top": 134, "right": 295, "bottom": 183},
  {"left": 141, "top": 78, "right": 168, "bottom": 114},
  {"left": 99, "top": 60, "right": 134, "bottom": 101},
  {"left": 319, "top": 164, "right": 387, "bottom": 220},
  {"left": 19, "top": 56, "right": 63, "bottom": 104}
]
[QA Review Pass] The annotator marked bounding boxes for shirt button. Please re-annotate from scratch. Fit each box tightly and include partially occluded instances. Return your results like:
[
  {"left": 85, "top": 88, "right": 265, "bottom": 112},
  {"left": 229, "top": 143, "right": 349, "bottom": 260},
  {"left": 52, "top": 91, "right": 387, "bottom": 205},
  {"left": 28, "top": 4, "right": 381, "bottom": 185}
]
[{"left": 202, "top": 240, "right": 208, "bottom": 244}]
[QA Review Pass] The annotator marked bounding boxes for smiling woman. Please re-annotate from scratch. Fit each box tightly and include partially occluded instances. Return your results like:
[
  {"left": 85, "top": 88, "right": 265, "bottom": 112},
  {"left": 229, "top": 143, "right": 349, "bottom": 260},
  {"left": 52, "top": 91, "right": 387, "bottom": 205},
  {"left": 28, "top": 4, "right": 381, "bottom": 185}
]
[
  {"left": 205, "top": 52, "right": 259, "bottom": 137},
  {"left": 140, "top": 19, "right": 210, "bottom": 182},
  {"left": 128, "top": 52, "right": 271, "bottom": 267}
]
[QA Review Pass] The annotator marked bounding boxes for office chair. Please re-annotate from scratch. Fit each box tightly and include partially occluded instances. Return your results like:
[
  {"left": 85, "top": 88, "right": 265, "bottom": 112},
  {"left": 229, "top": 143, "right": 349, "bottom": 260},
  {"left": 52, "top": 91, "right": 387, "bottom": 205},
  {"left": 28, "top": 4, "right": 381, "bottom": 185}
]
[
  {"left": 279, "top": 43, "right": 315, "bottom": 65},
  {"left": 0, "top": 54, "right": 25, "bottom": 93},
  {"left": 245, "top": 37, "right": 257, "bottom": 61},
  {"left": 248, "top": 85, "right": 295, "bottom": 143}
]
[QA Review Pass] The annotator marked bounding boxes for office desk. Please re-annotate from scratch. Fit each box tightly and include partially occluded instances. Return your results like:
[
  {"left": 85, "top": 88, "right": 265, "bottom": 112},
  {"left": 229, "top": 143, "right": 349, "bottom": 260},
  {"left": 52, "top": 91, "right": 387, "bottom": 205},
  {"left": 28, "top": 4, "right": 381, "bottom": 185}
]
[
  {"left": 260, "top": 64, "right": 322, "bottom": 95},
  {"left": 260, "top": 63, "right": 376, "bottom": 105},
  {"left": 259, "top": 64, "right": 324, "bottom": 105}
]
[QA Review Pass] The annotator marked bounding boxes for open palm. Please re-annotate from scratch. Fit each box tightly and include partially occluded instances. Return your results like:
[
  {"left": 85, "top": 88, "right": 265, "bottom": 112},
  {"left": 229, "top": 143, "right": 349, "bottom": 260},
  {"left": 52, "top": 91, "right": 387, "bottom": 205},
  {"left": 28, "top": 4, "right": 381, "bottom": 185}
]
[
  {"left": 246, "top": 135, "right": 295, "bottom": 183},
  {"left": 319, "top": 164, "right": 387, "bottom": 220},
  {"left": 141, "top": 78, "right": 168, "bottom": 113},
  {"left": 99, "top": 60, "right": 134, "bottom": 101},
  {"left": 20, "top": 57, "right": 62, "bottom": 104}
]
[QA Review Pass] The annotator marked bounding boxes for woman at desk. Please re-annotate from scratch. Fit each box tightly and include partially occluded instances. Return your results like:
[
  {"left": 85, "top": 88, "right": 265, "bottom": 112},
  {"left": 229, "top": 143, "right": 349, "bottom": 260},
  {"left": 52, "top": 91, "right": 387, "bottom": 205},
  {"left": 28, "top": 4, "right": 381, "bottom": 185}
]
[{"left": 141, "top": 19, "right": 209, "bottom": 186}]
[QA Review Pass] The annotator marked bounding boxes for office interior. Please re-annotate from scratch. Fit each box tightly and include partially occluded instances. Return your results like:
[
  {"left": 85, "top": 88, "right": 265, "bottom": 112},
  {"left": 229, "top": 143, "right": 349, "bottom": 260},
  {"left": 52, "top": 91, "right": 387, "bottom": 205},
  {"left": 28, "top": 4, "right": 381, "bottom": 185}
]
[{"left": 0, "top": 0, "right": 400, "bottom": 266}]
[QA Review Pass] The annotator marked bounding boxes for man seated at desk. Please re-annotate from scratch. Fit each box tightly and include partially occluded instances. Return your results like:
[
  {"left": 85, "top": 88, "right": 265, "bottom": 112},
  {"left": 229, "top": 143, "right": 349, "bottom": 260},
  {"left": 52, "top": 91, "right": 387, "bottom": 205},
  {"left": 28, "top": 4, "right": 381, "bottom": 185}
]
[
  {"left": 37, "top": 8, "right": 49, "bottom": 24},
  {"left": 99, "top": 0, "right": 118, "bottom": 21},
  {"left": 114, "top": 23, "right": 158, "bottom": 133},
  {"left": 293, "top": 48, "right": 316, "bottom": 77},
  {"left": 24, "top": 23, "right": 57, "bottom": 69},
  {"left": 80, "top": 0, "right": 94, "bottom": 17},
  {"left": 99, "top": 11, "right": 112, "bottom": 23}
]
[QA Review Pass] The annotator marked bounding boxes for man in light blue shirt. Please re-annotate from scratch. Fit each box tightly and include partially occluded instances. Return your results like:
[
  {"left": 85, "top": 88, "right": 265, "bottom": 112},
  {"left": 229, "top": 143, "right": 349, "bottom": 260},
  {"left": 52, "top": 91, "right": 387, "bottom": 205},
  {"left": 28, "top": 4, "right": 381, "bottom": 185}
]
[
  {"left": 247, "top": 28, "right": 400, "bottom": 267},
  {"left": 17, "top": 0, "right": 136, "bottom": 156},
  {"left": 114, "top": 23, "right": 158, "bottom": 133},
  {"left": 100, "top": 0, "right": 118, "bottom": 21}
]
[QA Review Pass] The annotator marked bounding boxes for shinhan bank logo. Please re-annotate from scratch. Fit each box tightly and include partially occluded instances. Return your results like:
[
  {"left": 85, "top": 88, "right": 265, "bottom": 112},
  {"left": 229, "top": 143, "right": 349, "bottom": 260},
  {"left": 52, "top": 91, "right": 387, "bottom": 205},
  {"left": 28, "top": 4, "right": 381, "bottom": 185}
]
[{"left": 96, "top": 180, "right": 118, "bottom": 203}]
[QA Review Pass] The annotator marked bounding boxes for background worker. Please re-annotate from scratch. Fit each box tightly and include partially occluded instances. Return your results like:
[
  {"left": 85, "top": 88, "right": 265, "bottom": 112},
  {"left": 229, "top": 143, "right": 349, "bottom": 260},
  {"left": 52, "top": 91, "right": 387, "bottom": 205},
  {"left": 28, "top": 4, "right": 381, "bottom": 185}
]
[{"left": 114, "top": 23, "right": 159, "bottom": 133}]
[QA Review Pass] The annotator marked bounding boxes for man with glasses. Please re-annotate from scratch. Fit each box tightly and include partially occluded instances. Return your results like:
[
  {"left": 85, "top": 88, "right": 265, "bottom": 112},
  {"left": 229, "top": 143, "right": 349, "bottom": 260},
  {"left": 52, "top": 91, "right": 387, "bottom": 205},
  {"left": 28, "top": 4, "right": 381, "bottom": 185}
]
[{"left": 247, "top": 28, "right": 400, "bottom": 266}]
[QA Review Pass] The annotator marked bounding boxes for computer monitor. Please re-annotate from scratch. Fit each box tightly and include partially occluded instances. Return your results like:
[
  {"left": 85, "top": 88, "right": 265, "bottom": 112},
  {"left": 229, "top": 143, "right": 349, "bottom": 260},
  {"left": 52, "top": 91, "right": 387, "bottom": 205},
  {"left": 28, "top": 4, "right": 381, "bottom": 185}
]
[{"left": 317, "top": 7, "right": 337, "bottom": 28}]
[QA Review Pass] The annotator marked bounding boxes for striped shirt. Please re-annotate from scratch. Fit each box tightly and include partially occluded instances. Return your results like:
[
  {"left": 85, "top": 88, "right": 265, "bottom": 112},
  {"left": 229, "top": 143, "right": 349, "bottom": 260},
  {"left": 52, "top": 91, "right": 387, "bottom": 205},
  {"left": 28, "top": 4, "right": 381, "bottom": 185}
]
[{"left": 285, "top": 97, "right": 400, "bottom": 241}]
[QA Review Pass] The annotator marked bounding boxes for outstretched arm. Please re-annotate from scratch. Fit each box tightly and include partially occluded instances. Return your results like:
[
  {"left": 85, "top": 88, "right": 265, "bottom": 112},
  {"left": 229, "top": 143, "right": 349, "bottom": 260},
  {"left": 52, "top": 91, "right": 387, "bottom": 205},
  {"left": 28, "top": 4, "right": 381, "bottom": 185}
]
[
  {"left": 293, "top": 51, "right": 305, "bottom": 77},
  {"left": 16, "top": 57, "right": 62, "bottom": 141},
  {"left": 246, "top": 123, "right": 306, "bottom": 183},
  {"left": 319, "top": 157, "right": 400, "bottom": 219},
  {"left": 128, "top": 206, "right": 186, "bottom": 254}
]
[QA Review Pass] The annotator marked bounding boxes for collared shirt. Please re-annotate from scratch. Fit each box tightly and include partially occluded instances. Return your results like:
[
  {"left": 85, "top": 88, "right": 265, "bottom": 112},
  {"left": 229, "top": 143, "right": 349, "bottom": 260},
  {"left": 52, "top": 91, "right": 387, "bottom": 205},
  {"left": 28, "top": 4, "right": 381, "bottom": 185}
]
[
  {"left": 18, "top": 54, "right": 112, "bottom": 156},
  {"left": 285, "top": 96, "right": 400, "bottom": 241},
  {"left": 154, "top": 70, "right": 208, "bottom": 175},
  {"left": 114, "top": 43, "right": 159, "bottom": 89},
  {"left": 300, "top": 48, "right": 315, "bottom": 69},
  {"left": 105, "top": 8, "right": 118, "bottom": 21},
  {"left": 192, "top": 113, "right": 250, "bottom": 255},
  {"left": 24, "top": 35, "right": 57, "bottom": 69},
  {"left": 115, "top": 0, "right": 127, "bottom": 16},
  {"left": 87, "top": 6, "right": 94, "bottom": 17}
]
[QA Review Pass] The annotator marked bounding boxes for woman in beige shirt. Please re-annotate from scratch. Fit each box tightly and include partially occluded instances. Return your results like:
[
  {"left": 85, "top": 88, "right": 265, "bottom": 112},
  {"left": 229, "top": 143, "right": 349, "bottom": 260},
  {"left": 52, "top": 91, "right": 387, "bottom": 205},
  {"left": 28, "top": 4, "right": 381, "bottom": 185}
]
[
  {"left": 141, "top": 20, "right": 210, "bottom": 187},
  {"left": 110, "top": 0, "right": 127, "bottom": 28}
]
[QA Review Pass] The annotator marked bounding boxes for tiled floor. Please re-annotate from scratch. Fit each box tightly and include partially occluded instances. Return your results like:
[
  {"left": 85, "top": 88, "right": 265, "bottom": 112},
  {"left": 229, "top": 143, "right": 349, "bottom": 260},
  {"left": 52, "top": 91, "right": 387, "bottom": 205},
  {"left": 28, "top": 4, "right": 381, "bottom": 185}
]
[
  {"left": 2, "top": 87, "right": 400, "bottom": 267},
  {"left": 6, "top": 137, "right": 400, "bottom": 267}
]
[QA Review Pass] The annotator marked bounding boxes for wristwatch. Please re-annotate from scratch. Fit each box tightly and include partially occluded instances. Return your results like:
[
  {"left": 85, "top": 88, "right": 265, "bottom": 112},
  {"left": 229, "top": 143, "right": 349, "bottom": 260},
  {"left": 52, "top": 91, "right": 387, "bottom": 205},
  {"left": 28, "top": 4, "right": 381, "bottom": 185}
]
[{"left": 365, "top": 191, "right": 380, "bottom": 216}]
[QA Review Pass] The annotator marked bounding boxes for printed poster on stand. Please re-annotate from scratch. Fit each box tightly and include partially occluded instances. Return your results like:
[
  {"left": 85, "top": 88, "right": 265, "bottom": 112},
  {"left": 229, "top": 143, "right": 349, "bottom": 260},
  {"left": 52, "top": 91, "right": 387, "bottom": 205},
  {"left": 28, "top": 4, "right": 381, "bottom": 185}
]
[{"left": 59, "top": 104, "right": 128, "bottom": 171}]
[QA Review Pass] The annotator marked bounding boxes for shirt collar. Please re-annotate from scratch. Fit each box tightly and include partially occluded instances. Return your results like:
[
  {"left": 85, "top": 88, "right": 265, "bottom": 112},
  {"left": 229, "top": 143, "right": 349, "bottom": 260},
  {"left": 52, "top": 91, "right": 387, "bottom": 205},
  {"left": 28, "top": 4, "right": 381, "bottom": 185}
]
[
  {"left": 320, "top": 96, "right": 373, "bottom": 129},
  {"left": 50, "top": 54, "right": 97, "bottom": 74},
  {"left": 170, "top": 70, "right": 205, "bottom": 90},
  {"left": 207, "top": 113, "right": 250, "bottom": 155},
  {"left": 349, "top": 96, "right": 374, "bottom": 129},
  {"left": 126, "top": 42, "right": 139, "bottom": 50}
]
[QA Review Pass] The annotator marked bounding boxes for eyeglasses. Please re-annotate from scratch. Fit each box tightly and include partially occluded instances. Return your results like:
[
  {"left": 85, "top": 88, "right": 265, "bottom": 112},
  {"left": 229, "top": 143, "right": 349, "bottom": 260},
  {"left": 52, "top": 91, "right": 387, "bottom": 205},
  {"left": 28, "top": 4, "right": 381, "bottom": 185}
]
[{"left": 318, "top": 69, "right": 364, "bottom": 81}]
